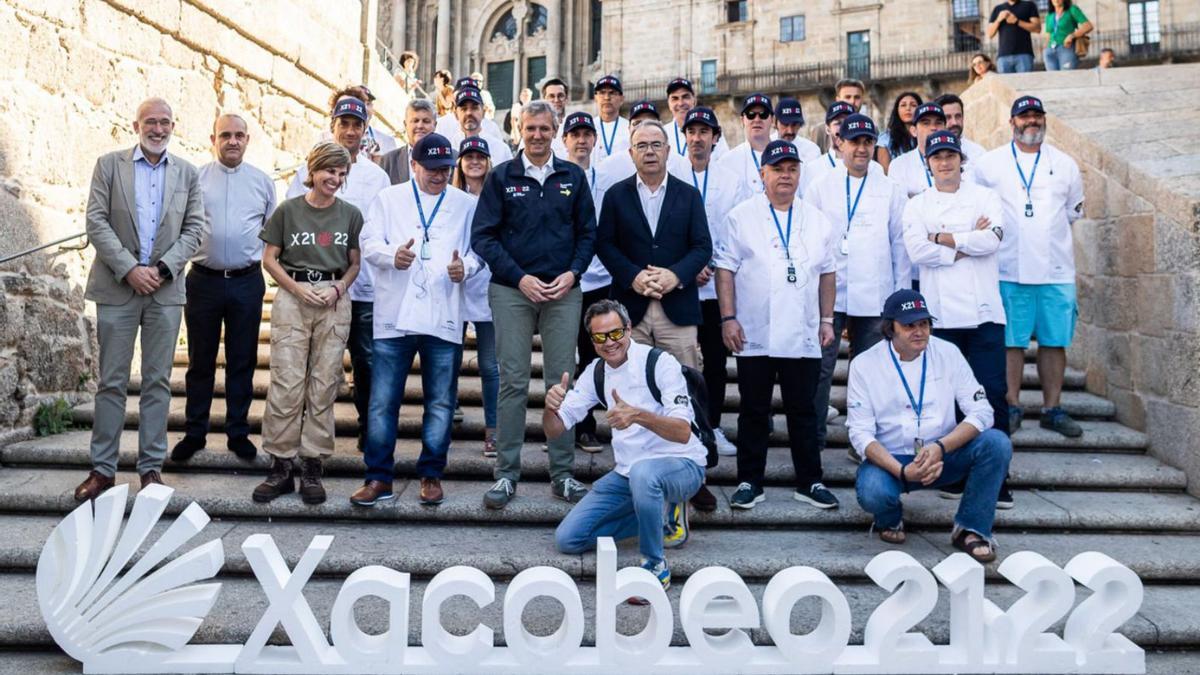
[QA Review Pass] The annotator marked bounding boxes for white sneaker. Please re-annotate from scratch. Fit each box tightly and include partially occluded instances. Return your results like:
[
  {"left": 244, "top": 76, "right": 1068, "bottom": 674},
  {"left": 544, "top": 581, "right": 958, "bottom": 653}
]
[
  {"left": 826, "top": 406, "right": 839, "bottom": 423},
  {"left": 714, "top": 429, "right": 737, "bottom": 456}
]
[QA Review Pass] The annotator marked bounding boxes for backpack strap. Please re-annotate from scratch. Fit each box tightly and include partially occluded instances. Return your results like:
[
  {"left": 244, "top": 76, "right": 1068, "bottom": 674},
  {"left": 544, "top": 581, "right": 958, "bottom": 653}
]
[
  {"left": 591, "top": 358, "right": 607, "bottom": 410},
  {"left": 645, "top": 347, "right": 664, "bottom": 405}
]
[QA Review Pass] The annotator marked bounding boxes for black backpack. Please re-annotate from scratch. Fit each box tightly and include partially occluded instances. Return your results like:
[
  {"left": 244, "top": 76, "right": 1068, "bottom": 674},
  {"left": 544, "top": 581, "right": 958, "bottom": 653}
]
[{"left": 591, "top": 347, "right": 719, "bottom": 468}]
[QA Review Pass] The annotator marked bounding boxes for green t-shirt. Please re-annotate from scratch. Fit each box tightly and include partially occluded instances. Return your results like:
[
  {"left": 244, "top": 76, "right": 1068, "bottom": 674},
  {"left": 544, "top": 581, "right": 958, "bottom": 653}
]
[
  {"left": 260, "top": 195, "right": 363, "bottom": 274},
  {"left": 1045, "top": 5, "right": 1088, "bottom": 47}
]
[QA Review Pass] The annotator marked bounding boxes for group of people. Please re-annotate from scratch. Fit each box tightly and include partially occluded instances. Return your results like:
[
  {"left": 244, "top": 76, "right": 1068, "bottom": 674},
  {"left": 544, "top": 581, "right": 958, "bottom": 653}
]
[{"left": 75, "top": 64, "right": 1087, "bottom": 592}]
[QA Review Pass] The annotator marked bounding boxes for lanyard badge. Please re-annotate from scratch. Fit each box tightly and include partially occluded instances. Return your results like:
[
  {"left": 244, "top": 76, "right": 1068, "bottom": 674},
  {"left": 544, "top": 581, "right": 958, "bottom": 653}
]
[
  {"left": 771, "top": 205, "right": 797, "bottom": 283},
  {"left": 843, "top": 174, "right": 868, "bottom": 256},
  {"left": 888, "top": 345, "right": 928, "bottom": 451},
  {"left": 1011, "top": 141, "right": 1041, "bottom": 218},
  {"left": 412, "top": 181, "right": 446, "bottom": 260}
]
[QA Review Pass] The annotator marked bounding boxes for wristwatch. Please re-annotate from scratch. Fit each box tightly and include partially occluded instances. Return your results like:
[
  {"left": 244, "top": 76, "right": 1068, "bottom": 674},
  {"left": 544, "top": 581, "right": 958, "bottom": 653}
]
[
  {"left": 720, "top": 315, "right": 738, "bottom": 323},
  {"left": 934, "top": 439, "right": 947, "bottom": 454},
  {"left": 155, "top": 261, "right": 173, "bottom": 280}
]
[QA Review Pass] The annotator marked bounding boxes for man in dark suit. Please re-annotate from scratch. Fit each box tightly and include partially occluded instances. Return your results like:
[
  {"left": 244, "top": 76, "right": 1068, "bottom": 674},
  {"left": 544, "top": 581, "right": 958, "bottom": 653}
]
[{"left": 596, "top": 120, "right": 711, "bottom": 368}]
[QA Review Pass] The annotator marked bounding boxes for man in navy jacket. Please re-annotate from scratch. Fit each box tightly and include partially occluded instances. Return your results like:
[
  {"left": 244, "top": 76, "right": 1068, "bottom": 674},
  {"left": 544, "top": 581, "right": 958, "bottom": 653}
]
[
  {"left": 472, "top": 100, "right": 597, "bottom": 510},
  {"left": 597, "top": 120, "right": 711, "bottom": 368}
]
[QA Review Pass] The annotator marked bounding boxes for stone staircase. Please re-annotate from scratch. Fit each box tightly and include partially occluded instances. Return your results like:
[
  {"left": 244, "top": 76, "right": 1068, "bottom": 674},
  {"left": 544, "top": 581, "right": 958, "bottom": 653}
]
[{"left": 2, "top": 286, "right": 1199, "bottom": 672}]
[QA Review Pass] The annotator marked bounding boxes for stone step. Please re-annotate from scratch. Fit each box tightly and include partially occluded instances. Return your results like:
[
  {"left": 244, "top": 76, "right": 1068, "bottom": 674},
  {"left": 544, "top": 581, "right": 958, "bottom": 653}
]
[
  {"left": 68, "top": 398, "right": 1146, "bottom": 449},
  {"left": 2, "top": 468, "right": 1195, "bottom": 533},
  {"left": 5, "top": 431, "right": 1183, "bottom": 490}
]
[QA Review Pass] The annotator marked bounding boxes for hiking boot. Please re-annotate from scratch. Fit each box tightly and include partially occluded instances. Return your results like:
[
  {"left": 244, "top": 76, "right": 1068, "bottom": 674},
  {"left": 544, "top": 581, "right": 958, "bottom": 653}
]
[
  {"left": 794, "top": 482, "right": 839, "bottom": 509},
  {"left": 299, "top": 458, "right": 326, "bottom": 505},
  {"left": 252, "top": 458, "right": 295, "bottom": 503},
  {"left": 483, "top": 477, "right": 516, "bottom": 509},
  {"left": 1040, "top": 407, "right": 1082, "bottom": 438},
  {"left": 551, "top": 476, "right": 588, "bottom": 503}
]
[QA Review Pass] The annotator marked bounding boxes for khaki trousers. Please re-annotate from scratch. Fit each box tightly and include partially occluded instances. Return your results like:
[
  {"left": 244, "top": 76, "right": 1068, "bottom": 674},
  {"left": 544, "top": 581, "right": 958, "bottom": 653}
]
[
  {"left": 262, "top": 284, "right": 351, "bottom": 459},
  {"left": 631, "top": 299, "right": 700, "bottom": 369}
]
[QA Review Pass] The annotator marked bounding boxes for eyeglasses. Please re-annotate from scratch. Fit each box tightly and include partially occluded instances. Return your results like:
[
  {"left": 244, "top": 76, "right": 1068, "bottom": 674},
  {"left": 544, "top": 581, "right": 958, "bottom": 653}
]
[
  {"left": 743, "top": 111, "right": 771, "bottom": 120},
  {"left": 589, "top": 327, "right": 627, "bottom": 344},
  {"left": 633, "top": 141, "right": 667, "bottom": 153}
]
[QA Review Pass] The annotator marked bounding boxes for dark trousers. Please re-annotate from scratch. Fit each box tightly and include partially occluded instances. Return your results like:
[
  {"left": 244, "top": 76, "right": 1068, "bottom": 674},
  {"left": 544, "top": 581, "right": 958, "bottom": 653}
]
[
  {"left": 815, "top": 312, "right": 883, "bottom": 449},
  {"left": 183, "top": 268, "right": 265, "bottom": 439},
  {"left": 698, "top": 299, "right": 729, "bottom": 426},
  {"left": 736, "top": 356, "right": 822, "bottom": 489},
  {"left": 934, "top": 322, "right": 1009, "bottom": 435},
  {"left": 574, "top": 285, "right": 611, "bottom": 437},
  {"left": 348, "top": 300, "right": 374, "bottom": 437}
]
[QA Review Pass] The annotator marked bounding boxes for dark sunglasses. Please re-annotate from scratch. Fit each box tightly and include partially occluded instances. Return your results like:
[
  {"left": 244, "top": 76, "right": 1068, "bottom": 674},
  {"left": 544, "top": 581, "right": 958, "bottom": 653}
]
[
  {"left": 589, "top": 327, "right": 627, "bottom": 344},
  {"left": 743, "top": 111, "right": 772, "bottom": 120}
]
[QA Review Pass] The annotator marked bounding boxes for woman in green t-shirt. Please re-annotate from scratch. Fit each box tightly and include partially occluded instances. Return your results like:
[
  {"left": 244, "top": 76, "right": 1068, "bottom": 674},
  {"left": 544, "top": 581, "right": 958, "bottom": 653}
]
[
  {"left": 253, "top": 142, "right": 363, "bottom": 506},
  {"left": 1043, "top": 0, "right": 1093, "bottom": 70}
]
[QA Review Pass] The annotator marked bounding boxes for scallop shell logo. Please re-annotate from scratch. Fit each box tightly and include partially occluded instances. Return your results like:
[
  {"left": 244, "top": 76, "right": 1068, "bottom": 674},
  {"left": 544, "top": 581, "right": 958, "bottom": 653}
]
[{"left": 36, "top": 483, "right": 224, "bottom": 667}]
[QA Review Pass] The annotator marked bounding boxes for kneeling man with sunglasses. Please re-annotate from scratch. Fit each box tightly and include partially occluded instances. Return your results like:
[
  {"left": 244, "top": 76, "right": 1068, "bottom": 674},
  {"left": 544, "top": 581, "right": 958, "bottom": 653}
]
[{"left": 548, "top": 299, "right": 707, "bottom": 594}]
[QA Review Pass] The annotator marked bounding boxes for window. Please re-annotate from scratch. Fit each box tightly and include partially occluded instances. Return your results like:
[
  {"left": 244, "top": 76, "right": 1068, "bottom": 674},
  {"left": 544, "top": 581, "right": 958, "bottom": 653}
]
[
  {"left": 1128, "top": 1, "right": 1161, "bottom": 54},
  {"left": 780, "top": 15, "right": 805, "bottom": 42},
  {"left": 700, "top": 59, "right": 718, "bottom": 94},
  {"left": 590, "top": 0, "right": 602, "bottom": 62},
  {"left": 847, "top": 30, "right": 870, "bottom": 81},
  {"left": 527, "top": 3, "right": 549, "bottom": 36},
  {"left": 491, "top": 11, "right": 518, "bottom": 41},
  {"left": 1035, "top": 0, "right": 1050, "bottom": 12},
  {"left": 726, "top": 0, "right": 748, "bottom": 23},
  {"left": 951, "top": 0, "right": 980, "bottom": 20},
  {"left": 953, "top": 23, "right": 982, "bottom": 52}
]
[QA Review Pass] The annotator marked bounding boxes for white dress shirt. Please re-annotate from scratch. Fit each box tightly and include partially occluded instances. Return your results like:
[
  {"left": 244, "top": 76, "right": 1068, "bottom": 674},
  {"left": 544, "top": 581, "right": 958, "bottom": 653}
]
[
  {"left": 714, "top": 193, "right": 836, "bottom": 359},
  {"left": 360, "top": 182, "right": 480, "bottom": 343},
  {"left": 903, "top": 181, "right": 1007, "bottom": 330},
  {"left": 847, "top": 337, "right": 993, "bottom": 459},
  {"left": 521, "top": 151, "right": 555, "bottom": 185},
  {"left": 579, "top": 165, "right": 613, "bottom": 292},
  {"left": 665, "top": 118, "right": 730, "bottom": 162},
  {"left": 558, "top": 342, "right": 708, "bottom": 476},
  {"left": 636, "top": 174, "right": 668, "bottom": 236},
  {"left": 668, "top": 159, "right": 748, "bottom": 301},
  {"left": 591, "top": 115, "right": 632, "bottom": 166},
  {"left": 973, "top": 142, "right": 1084, "bottom": 285},
  {"left": 287, "top": 153, "right": 390, "bottom": 301},
  {"left": 807, "top": 163, "right": 911, "bottom": 316},
  {"left": 194, "top": 160, "right": 276, "bottom": 269}
]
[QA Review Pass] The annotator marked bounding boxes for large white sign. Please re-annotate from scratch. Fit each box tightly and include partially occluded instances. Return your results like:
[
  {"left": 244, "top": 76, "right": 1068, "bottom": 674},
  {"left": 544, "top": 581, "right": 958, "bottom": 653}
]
[{"left": 38, "top": 484, "right": 1146, "bottom": 674}]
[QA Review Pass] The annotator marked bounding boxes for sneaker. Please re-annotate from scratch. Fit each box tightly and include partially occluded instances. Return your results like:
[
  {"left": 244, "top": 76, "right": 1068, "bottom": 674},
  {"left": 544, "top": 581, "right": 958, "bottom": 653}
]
[
  {"left": 298, "top": 458, "right": 326, "bottom": 505},
  {"left": 551, "top": 476, "right": 589, "bottom": 503},
  {"left": 170, "top": 435, "right": 205, "bottom": 463},
  {"left": 252, "top": 458, "right": 295, "bottom": 503},
  {"left": 628, "top": 559, "right": 671, "bottom": 605},
  {"left": 576, "top": 432, "right": 604, "bottom": 453},
  {"left": 663, "top": 502, "right": 689, "bottom": 549},
  {"left": 729, "top": 482, "right": 765, "bottom": 509},
  {"left": 483, "top": 477, "right": 516, "bottom": 510},
  {"left": 794, "top": 482, "right": 839, "bottom": 510},
  {"left": 1008, "top": 405, "right": 1025, "bottom": 435},
  {"left": 826, "top": 406, "right": 839, "bottom": 423},
  {"left": 227, "top": 435, "right": 258, "bottom": 462},
  {"left": 846, "top": 446, "right": 862, "bottom": 464},
  {"left": 714, "top": 429, "right": 737, "bottom": 456},
  {"left": 939, "top": 481, "right": 965, "bottom": 500},
  {"left": 1040, "top": 407, "right": 1083, "bottom": 438},
  {"left": 689, "top": 484, "right": 718, "bottom": 512},
  {"left": 482, "top": 433, "right": 497, "bottom": 458},
  {"left": 996, "top": 482, "right": 1015, "bottom": 510}
]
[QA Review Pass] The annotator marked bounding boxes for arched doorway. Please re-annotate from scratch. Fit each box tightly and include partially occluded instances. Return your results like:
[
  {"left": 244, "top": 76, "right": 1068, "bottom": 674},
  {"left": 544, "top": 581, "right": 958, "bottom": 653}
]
[{"left": 481, "top": 1, "right": 549, "bottom": 113}]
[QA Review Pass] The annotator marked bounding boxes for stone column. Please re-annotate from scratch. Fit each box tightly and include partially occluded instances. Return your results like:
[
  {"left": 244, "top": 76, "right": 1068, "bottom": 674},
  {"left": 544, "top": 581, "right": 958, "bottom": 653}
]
[
  {"left": 391, "top": 0, "right": 406, "bottom": 55},
  {"left": 361, "top": 0, "right": 379, "bottom": 83},
  {"left": 436, "top": 0, "right": 451, "bottom": 71},
  {"left": 513, "top": 1, "right": 528, "bottom": 94},
  {"left": 544, "top": 0, "right": 561, "bottom": 81}
]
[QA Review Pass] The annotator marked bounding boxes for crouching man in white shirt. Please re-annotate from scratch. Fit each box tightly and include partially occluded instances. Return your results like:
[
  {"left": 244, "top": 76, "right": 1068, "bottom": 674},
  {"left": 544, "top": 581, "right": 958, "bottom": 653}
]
[
  {"left": 849, "top": 289, "right": 1012, "bottom": 563},
  {"left": 550, "top": 299, "right": 707, "bottom": 595}
]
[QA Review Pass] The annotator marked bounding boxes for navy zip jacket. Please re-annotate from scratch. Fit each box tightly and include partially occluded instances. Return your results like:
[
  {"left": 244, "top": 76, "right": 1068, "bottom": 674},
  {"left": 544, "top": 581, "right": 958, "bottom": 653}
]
[{"left": 470, "top": 154, "right": 596, "bottom": 288}]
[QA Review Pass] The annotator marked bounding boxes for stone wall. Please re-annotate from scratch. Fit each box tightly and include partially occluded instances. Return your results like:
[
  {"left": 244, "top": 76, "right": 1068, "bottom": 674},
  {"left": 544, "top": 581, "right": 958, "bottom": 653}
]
[
  {"left": 962, "top": 65, "right": 1200, "bottom": 494},
  {"left": 0, "top": 0, "right": 407, "bottom": 440}
]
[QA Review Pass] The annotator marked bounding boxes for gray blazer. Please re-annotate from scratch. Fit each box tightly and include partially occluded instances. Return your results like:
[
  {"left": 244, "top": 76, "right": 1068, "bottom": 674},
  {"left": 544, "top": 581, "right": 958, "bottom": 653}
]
[{"left": 84, "top": 146, "right": 208, "bottom": 305}]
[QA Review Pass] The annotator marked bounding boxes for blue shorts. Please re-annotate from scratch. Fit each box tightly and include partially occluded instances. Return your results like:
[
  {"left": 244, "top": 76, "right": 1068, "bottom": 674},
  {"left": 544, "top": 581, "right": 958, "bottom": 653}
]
[{"left": 999, "top": 282, "right": 1077, "bottom": 348}]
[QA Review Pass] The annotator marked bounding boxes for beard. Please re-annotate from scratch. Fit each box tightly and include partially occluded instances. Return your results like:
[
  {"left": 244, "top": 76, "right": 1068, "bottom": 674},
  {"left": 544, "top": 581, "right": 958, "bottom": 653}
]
[{"left": 1016, "top": 125, "right": 1045, "bottom": 146}]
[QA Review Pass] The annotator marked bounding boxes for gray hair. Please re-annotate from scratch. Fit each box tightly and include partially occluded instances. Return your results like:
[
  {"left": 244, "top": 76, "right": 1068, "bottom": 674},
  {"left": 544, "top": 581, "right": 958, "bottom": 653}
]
[
  {"left": 631, "top": 119, "right": 668, "bottom": 144},
  {"left": 407, "top": 98, "right": 436, "bottom": 116},
  {"left": 584, "top": 299, "right": 631, "bottom": 332},
  {"left": 522, "top": 100, "right": 559, "bottom": 129}
]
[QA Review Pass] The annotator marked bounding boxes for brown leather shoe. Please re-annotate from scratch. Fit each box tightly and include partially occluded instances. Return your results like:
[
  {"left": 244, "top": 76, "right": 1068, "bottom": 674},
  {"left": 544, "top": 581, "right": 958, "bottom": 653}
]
[
  {"left": 689, "top": 484, "right": 718, "bottom": 512},
  {"left": 419, "top": 478, "right": 444, "bottom": 505},
  {"left": 74, "top": 470, "right": 115, "bottom": 502},
  {"left": 349, "top": 480, "right": 395, "bottom": 507},
  {"left": 139, "top": 470, "right": 165, "bottom": 490}
]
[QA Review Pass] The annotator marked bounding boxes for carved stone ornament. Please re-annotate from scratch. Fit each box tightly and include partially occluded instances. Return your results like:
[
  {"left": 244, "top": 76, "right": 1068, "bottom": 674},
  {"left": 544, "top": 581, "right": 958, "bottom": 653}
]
[{"left": 39, "top": 485, "right": 1147, "bottom": 673}]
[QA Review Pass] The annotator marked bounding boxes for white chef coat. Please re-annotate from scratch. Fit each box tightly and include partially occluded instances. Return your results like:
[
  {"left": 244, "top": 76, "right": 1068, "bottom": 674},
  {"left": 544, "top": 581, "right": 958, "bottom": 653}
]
[
  {"left": 665, "top": 118, "right": 730, "bottom": 162},
  {"left": 788, "top": 136, "right": 823, "bottom": 164},
  {"left": 961, "top": 137, "right": 986, "bottom": 164},
  {"left": 668, "top": 159, "right": 748, "bottom": 301},
  {"left": 557, "top": 342, "right": 707, "bottom": 476},
  {"left": 847, "top": 337, "right": 993, "bottom": 459},
  {"left": 973, "top": 142, "right": 1083, "bottom": 285},
  {"left": 716, "top": 141, "right": 771, "bottom": 196},
  {"left": 714, "top": 193, "right": 836, "bottom": 359},
  {"left": 799, "top": 152, "right": 886, "bottom": 198},
  {"left": 445, "top": 127, "right": 515, "bottom": 165},
  {"left": 888, "top": 149, "right": 937, "bottom": 199},
  {"left": 436, "top": 114, "right": 504, "bottom": 143},
  {"left": 360, "top": 182, "right": 480, "bottom": 343},
  {"left": 579, "top": 165, "right": 613, "bottom": 292},
  {"left": 591, "top": 115, "right": 632, "bottom": 166},
  {"left": 807, "top": 164, "right": 911, "bottom": 316},
  {"left": 288, "top": 153, "right": 390, "bottom": 302},
  {"left": 903, "top": 182, "right": 1007, "bottom": 330}
]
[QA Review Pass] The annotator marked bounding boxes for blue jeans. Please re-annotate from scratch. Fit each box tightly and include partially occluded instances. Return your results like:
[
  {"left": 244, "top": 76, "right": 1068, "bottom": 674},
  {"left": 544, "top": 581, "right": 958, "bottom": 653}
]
[
  {"left": 934, "top": 323, "right": 1009, "bottom": 435},
  {"left": 1043, "top": 45, "right": 1079, "bottom": 70},
  {"left": 364, "top": 334, "right": 463, "bottom": 482},
  {"left": 348, "top": 301, "right": 374, "bottom": 435},
  {"left": 997, "top": 53, "right": 1035, "bottom": 73},
  {"left": 855, "top": 429, "right": 1012, "bottom": 537},
  {"left": 556, "top": 458, "right": 705, "bottom": 565},
  {"left": 473, "top": 321, "right": 499, "bottom": 429}
]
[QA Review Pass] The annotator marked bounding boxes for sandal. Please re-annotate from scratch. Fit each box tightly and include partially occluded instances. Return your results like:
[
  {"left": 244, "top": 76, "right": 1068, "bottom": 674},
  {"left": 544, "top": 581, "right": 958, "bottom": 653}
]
[
  {"left": 878, "top": 521, "right": 906, "bottom": 545},
  {"left": 952, "top": 529, "right": 996, "bottom": 563}
]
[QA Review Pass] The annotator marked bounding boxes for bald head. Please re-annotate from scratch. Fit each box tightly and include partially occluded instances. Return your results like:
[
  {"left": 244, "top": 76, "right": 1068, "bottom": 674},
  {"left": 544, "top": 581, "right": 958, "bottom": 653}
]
[
  {"left": 212, "top": 113, "right": 250, "bottom": 168},
  {"left": 133, "top": 97, "right": 175, "bottom": 161}
]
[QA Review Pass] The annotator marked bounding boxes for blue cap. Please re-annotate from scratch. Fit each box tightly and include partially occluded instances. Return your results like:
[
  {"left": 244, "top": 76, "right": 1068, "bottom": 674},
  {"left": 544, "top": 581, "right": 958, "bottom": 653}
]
[
  {"left": 630, "top": 99, "right": 659, "bottom": 119},
  {"left": 458, "top": 136, "right": 490, "bottom": 158},
  {"left": 412, "top": 133, "right": 455, "bottom": 169},
  {"left": 882, "top": 289, "right": 935, "bottom": 324},
  {"left": 454, "top": 76, "right": 480, "bottom": 91},
  {"left": 776, "top": 98, "right": 803, "bottom": 124},
  {"left": 839, "top": 113, "right": 878, "bottom": 141},
  {"left": 594, "top": 75, "right": 623, "bottom": 94},
  {"left": 913, "top": 103, "right": 946, "bottom": 123},
  {"left": 741, "top": 93, "right": 773, "bottom": 115},
  {"left": 825, "top": 101, "right": 855, "bottom": 123},
  {"left": 666, "top": 77, "right": 694, "bottom": 95},
  {"left": 684, "top": 106, "right": 720, "bottom": 131},
  {"left": 333, "top": 97, "right": 369, "bottom": 122},
  {"left": 924, "top": 130, "right": 963, "bottom": 156},
  {"left": 563, "top": 111, "right": 597, "bottom": 135},
  {"left": 455, "top": 87, "right": 483, "bottom": 107},
  {"left": 761, "top": 140, "right": 801, "bottom": 166},
  {"left": 1011, "top": 95, "right": 1045, "bottom": 117}
]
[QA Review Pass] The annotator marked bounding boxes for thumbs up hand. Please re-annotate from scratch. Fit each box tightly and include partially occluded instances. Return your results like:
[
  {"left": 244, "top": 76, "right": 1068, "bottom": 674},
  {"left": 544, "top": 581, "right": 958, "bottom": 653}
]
[
  {"left": 394, "top": 238, "right": 417, "bottom": 270},
  {"left": 606, "top": 388, "right": 640, "bottom": 430},
  {"left": 545, "top": 371, "right": 570, "bottom": 413},
  {"left": 447, "top": 249, "right": 465, "bottom": 282}
]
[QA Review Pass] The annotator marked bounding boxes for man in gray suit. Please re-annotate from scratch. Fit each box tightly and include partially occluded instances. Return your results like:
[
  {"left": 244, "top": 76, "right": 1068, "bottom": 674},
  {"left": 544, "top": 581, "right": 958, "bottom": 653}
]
[{"left": 74, "top": 97, "right": 208, "bottom": 501}]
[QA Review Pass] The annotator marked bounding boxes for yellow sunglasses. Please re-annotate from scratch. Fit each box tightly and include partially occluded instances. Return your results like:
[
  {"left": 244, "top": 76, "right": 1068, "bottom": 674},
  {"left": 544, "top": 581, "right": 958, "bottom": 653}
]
[{"left": 589, "top": 327, "right": 627, "bottom": 344}]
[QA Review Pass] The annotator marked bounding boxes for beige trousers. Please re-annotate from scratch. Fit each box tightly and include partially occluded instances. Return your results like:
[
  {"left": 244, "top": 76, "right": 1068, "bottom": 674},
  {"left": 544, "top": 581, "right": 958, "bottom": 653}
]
[{"left": 631, "top": 299, "right": 700, "bottom": 369}]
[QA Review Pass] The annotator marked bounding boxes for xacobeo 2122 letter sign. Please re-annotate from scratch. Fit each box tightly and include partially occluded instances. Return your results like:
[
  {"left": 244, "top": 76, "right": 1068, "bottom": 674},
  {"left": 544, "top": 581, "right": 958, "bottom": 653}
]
[{"left": 38, "top": 485, "right": 1146, "bottom": 674}]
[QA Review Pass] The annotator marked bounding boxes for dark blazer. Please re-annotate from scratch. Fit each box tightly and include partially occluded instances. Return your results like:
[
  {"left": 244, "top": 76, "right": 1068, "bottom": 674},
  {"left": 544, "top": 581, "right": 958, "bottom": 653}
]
[{"left": 597, "top": 174, "right": 712, "bottom": 326}]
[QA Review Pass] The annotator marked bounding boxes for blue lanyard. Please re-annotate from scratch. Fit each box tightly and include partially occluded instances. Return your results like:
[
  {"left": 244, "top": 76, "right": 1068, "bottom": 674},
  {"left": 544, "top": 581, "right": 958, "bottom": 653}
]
[
  {"left": 599, "top": 119, "right": 617, "bottom": 156},
  {"left": 770, "top": 205, "right": 793, "bottom": 260},
  {"left": 412, "top": 180, "right": 446, "bottom": 243},
  {"left": 674, "top": 124, "right": 687, "bottom": 156},
  {"left": 845, "top": 174, "right": 867, "bottom": 232},
  {"left": 588, "top": 167, "right": 596, "bottom": 192},
  {"left": 751, "top": 148, "right": 760, "bottom": 172},
  {"left": 828, "top": 152, "right": 836, "bottom": 168},
  {"left": 692, "top": 168, "right": 709, "bottom": 204},
  {"left": 887, "top": 345, "right": 927, "bottom": 433},
  {"left": 1010, "top": 141, "right": 1041, "bottom": 204}
]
